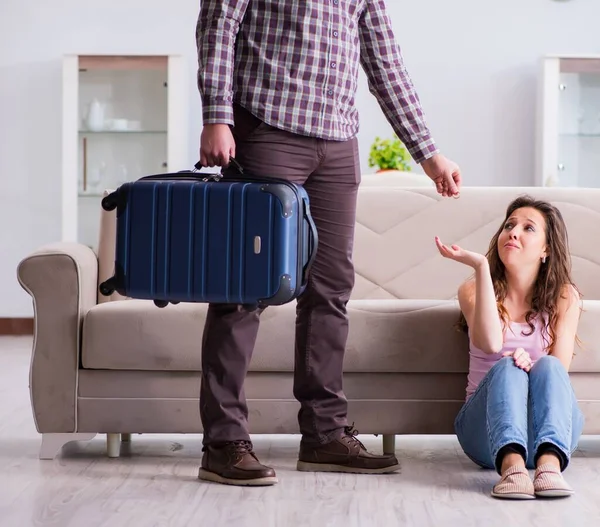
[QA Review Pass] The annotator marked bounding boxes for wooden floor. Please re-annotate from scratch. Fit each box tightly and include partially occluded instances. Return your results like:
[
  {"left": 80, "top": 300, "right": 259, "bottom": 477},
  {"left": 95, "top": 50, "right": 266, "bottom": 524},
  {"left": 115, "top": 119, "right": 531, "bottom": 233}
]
[{"left": 1, "top": 336, "right": 600, "bottom": 527}]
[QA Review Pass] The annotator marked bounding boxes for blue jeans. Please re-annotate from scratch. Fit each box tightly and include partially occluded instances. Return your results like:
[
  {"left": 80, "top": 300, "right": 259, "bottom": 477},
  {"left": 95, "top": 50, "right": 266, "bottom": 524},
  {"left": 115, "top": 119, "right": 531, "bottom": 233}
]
[{"left": 454, "top": 356, "right": 584, "bottom": 473}]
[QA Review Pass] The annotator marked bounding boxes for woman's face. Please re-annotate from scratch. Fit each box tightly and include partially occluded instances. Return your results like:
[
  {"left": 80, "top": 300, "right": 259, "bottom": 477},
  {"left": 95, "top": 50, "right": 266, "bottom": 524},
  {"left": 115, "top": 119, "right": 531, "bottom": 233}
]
[{"left": 497, "top": 206, "right": 548, "bottom": 269}]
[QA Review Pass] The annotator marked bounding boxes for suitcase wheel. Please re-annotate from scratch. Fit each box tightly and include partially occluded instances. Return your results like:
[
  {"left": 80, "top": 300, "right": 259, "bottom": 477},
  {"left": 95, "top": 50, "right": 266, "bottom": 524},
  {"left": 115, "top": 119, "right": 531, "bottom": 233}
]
[
  {"left": 99, "top": 278, "right": 116, "bottom": 297},
  {"left": 154, "top": 300, "right": 169, "bottom": 308},
  {"left": 101, "top": 192, "right": 119, "bottom": 212}
]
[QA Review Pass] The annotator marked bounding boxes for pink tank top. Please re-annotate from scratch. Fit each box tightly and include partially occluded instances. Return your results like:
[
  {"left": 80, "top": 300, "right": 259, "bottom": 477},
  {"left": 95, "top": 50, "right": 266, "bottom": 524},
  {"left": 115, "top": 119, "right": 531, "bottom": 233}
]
[{"left": 465, "top": 315, "right": 549, "bottom": 400}]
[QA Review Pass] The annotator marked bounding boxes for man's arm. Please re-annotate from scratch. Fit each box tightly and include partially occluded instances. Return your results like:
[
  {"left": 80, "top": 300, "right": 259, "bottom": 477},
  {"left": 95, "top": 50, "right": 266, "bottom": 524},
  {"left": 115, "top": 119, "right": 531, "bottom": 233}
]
[
  {"left": 196, "top": 1, "right": 250, "bottom": 126},
  {"left": 358, "top": 0, "right": 438, "bottom": 164}
]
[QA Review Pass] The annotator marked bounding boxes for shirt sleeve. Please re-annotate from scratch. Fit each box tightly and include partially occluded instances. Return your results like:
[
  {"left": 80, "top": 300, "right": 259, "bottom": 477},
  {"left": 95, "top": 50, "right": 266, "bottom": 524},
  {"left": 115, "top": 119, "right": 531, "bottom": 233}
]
[
  {"left": 358, "top": 0, "right": 439, "bottom": 163},
  {"left": 196, "top": 1, "right": 250, "bottom": 125}
]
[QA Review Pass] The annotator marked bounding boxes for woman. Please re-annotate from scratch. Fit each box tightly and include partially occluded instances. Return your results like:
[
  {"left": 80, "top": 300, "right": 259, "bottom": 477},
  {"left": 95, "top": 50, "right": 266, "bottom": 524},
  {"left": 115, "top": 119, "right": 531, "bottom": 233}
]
[{"left": 436, "top": 195, "right": 584, "bottom": 499}]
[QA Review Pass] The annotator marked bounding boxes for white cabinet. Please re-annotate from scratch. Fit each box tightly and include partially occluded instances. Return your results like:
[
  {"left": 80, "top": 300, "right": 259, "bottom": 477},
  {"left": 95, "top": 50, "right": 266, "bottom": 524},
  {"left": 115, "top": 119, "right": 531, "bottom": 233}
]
[
  {"left": 61, "top": 54, "right": 189, "bottom": 250},
  {"left": 536, "top": 55, "right": 600, "bottom": 188}
]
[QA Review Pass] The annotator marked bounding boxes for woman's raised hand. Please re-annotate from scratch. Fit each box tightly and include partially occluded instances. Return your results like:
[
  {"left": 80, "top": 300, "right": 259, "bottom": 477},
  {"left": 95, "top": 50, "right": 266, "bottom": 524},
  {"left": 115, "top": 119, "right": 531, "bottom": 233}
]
[{"left": 435, "top": 237, "right": 487, "bottom": 269}]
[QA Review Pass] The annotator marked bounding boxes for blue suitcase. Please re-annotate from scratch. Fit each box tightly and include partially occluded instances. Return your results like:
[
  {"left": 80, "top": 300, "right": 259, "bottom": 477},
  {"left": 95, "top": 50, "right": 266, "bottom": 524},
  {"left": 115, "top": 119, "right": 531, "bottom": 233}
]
[{"left": 98, "top": 160, "right": 318, "bottom": 309}]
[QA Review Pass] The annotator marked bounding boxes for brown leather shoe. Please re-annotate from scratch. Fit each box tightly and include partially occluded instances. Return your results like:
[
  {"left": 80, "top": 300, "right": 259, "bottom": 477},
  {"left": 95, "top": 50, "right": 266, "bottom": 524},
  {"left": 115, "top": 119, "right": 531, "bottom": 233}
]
[
  {"left": 198, "top": 441, "right": 278, "bottom": 486},
  {"left": 297, "top": 426, "right": 400, "bottom": 474}
]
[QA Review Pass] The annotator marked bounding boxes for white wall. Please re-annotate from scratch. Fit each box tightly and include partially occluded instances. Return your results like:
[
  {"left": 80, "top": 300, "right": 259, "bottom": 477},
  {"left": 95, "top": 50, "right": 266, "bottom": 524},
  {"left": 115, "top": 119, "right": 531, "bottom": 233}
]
[{"left": 1, "top": 0, "right": 600, "bottom": 317}]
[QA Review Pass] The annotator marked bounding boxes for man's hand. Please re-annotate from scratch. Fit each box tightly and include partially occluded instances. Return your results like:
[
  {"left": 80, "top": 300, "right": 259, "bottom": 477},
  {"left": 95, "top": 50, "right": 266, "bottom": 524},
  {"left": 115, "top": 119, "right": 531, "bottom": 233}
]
[
  {"left": 421, "top": 153, "right": 461, "bottom": 198},
  {"left": 200, "top": 124, "right": 236, "bottom": 168},
  {"left": 503, "top": 348, "right": 533, "bottom": 372}
]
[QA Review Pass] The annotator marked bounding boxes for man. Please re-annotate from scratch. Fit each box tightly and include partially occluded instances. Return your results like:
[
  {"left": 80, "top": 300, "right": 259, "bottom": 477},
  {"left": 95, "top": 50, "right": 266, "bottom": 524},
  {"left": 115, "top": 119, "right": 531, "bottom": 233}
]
[{"left": 195, "top": 0, "right": 461, "bottom": 487}]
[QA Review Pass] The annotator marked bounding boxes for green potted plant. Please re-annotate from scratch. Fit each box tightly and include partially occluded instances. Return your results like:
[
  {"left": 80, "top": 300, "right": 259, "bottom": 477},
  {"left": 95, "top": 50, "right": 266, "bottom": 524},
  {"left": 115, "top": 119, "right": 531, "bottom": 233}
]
[{"left": 368, "top": 136, "right": 412, "bottom": 173}]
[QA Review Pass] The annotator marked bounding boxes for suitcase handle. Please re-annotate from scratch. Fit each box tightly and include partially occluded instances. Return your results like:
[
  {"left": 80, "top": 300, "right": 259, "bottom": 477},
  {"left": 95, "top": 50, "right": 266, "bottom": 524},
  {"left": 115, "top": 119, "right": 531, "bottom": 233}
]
[
  {"left": 193, "top": 157, "right": 245, "bottom": 174},
  {"left": 138, "top": 157, "right": 241, "bottom": 183},
  {"left": 302, "top": 197, "right": 318, "bottom": 285}
]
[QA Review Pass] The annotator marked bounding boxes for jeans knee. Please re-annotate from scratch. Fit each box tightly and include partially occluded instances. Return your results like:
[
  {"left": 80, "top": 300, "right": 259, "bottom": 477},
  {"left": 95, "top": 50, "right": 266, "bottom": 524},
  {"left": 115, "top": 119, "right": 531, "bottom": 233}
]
[
  {"left": 531, "top": 355, "right": 563, "bottom": 375},
  {"left": 491, "top": 356, "right": 528, "bottom": 382},
  {"left": 498, "top": 356, "right": 515, "bottom": 368},
  {"left": 496, "top": 356, "right": 523, "bottom": 372}
]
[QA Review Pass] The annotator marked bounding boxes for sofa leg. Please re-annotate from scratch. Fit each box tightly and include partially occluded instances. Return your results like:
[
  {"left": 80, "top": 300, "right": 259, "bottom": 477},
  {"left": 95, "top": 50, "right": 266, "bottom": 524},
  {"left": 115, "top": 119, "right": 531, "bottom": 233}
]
[
  {"left": 107, "top": 433, "right": 121, "bottom": 458},
  {"left": 121, "top": 433, "right": 131, "bottom": 443},
  {"left": 39, "top": 433, "right": 97, "bottom": 460},
  {"left": 382, "top": 434, "right": 396, "bottom": 455}
]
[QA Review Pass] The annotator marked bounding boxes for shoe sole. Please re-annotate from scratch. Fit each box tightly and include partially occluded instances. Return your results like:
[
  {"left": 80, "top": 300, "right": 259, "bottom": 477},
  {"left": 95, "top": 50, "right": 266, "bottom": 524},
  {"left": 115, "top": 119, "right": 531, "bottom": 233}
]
[
  {"left": 198, "top": 468, "right": 278, "bottom": 487},
  {"left": 296, "top": 460, "right": 400, "bottom": 474},
  {"left": 535, "top": 489, "right": 574, "bottom": 498},
  {"left": 490, "top": 490, "right": 535, "bottom": 500},
  {"left": 492, "top": 491, "right": 535, "bottom": 500}
]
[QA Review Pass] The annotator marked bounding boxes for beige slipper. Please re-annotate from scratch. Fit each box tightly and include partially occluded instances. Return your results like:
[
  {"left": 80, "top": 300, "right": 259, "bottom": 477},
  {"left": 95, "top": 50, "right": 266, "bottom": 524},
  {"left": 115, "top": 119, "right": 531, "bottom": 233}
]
[
  {"left": 491, "top": 465, "right": 535, "bottom": 500},
  {"left": 534, "top": 463, "right": 574, "bottom": 498}
]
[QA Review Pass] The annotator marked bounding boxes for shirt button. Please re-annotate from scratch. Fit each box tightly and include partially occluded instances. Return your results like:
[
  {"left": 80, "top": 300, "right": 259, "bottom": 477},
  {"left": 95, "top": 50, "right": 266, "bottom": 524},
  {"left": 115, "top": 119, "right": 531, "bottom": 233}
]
[
  {"left": 327, "top": 90, "right": 333, "bottom": 96},
  {"left": 333, "top": 31, "right": 339, "bottom": 37},
  {"left": 331, "top": 62, "right": 336, "bottom": 68},
  {"left": 333, "top": 0, "right": 339, "bottom": 4}
]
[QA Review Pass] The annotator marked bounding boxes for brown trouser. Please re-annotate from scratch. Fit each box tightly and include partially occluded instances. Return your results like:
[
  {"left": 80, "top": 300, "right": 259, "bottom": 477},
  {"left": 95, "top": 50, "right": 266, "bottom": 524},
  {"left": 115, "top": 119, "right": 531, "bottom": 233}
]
[{"left": 200, "top": 105, "right": 361, "bottom": 446}]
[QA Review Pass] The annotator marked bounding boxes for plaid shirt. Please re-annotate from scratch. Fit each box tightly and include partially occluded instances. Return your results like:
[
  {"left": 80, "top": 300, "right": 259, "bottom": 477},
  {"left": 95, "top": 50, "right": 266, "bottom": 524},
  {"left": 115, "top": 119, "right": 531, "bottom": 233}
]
[{"left": 196, "top": 0, "right": 438, "bottom": 163}]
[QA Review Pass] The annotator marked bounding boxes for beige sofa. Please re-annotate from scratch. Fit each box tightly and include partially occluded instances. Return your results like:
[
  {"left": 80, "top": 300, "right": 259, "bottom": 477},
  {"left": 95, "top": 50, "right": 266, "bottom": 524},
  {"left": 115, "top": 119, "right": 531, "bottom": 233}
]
[{"left": 16, "top": 175, "right": 600, "bottom": 460}]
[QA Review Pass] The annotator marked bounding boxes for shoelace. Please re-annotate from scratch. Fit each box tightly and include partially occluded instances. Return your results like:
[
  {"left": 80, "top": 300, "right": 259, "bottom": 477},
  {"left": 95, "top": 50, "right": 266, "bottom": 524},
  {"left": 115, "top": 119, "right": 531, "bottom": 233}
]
[
  {"left": 227, "top": 440, "right": 253, "bottom": 455},
  {"left": 226, "top": 440, "right": 261, "bottom": 462},
  {"left": 344, "top": 424, "right": 366, "bottom": 451},
  {"left": 203, "top": 440, "right": 254, "bottom": 457}
]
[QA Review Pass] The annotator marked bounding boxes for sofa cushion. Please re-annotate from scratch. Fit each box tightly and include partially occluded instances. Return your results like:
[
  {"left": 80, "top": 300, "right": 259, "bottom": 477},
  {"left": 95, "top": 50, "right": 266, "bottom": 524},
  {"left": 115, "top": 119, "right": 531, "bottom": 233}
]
[
  {"left": 82, "top": 298, "right": 468, "bottom": 372},
  {"left": 81, "top": 298, "right": 600, "bottom": 373}
]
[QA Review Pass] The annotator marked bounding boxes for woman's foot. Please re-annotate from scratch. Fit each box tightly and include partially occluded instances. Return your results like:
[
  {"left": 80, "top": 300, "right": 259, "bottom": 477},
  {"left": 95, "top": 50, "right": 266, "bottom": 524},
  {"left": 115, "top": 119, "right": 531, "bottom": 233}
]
[
  {"left": 491, "top": 465, "right": 535, "bottom": 500},
  {"left": 534, "top": 463, "right": 574, "bottom": 498}
]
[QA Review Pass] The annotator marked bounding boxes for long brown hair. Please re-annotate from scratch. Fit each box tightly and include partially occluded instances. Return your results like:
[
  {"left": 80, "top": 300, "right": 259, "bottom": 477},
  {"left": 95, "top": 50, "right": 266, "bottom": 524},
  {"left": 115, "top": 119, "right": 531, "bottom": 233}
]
[{"left": 458, "top": 195, "right": 581, "bottom": 353}]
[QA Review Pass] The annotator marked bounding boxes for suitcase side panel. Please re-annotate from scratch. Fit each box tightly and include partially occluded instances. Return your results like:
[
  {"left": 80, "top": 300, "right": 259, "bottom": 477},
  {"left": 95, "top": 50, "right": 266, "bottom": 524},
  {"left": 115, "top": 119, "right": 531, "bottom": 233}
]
[
  {"left": 191, "top": 184, "right": 209, "bottom": 301},
  {"left": 241, "top": 185, "right": 276, "bottom": 303},
  {"left": 155, "top": 185, "right": 168, "bottom": 298},
  {"left": 125, "top": 183, "right": 160, "bottom": 299},
  {"left": 257, "top": 183, "right": 305, "bottom": 305},
  {"left": 166, "top": 184, "right": 196, "bottom": 300},
  {"left": 114, "top": 184, "right": 132, "bottom": 295},
  {"left": 229, "top": 184, "right": 247, "bottom": 302},
  {"left": 205, "top": 183, "right": 234, "bottom": 302}
]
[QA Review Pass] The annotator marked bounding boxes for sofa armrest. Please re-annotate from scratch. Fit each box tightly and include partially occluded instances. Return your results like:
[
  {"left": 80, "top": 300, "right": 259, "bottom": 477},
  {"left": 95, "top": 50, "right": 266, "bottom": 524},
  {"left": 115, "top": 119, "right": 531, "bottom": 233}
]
[{"left": 16, "top": 242, "right": 98, "bottom": 433}]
